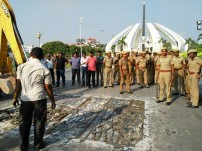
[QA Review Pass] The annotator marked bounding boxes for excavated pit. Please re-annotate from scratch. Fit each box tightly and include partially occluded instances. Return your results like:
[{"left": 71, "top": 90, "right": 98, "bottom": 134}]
[{"left": 0, "top": 96, "right": 145, "bottom": 150}]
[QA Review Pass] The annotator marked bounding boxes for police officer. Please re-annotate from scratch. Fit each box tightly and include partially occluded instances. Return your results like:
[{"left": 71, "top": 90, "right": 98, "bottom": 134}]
[
  {"left": 173, "top": 49, "right": 185, "bottom": 96},
  {"left": 113, "top": 52, "right": 120, "bottom": 85},
  {"left": 156, "top": 47, "right": 174, "bottom": 105},
  {"left": 103, "top": 51, "right": 114, "bottom": 88},
  {"left": 119, "top": 51, "right": 132, "bottom": 94},
  {"left": 133, "top": 51, "right": 140, "bottom": 84},
  {"left": 186, "top": 49, "right": 202, "bottom": 108},
  {"left": 128, "top": 51, "right": 135, "bottom": 85},
  {"left": 145, "top": 49, "right": 152, "bottom": 84},
  {"left": 154, "top": 51, "right": 161, "bottom": 84},
  {"left": 136, "top": 51, "right": 148, "bottom": 88}
]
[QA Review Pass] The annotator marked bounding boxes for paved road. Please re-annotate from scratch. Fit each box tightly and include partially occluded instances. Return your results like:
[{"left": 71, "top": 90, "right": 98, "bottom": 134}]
[{"left": 0, "top": 68, "right": 202, "bottom": 151}]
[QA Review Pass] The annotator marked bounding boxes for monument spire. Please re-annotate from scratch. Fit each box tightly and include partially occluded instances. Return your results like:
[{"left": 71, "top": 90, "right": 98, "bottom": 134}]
[{"left": 142, "top": 2, "right": 146, "bottom": 51}]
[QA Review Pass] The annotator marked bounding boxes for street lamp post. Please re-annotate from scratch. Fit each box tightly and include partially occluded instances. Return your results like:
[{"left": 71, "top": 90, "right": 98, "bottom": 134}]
[
  {"left": 79, "top": 17, "right": 84, "bottom": 57},
  {"left": 36, "top": 32, "right": 42, "bottom": 47}
]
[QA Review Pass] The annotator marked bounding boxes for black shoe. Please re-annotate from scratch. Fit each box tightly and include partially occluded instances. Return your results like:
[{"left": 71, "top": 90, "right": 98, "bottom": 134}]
[
  {"left": 120, "top": 92, "right": 123, "bottom": 94},
  {"left": 156, "top": 100, "right": 163, "bottom": 103},
  {"left": 127, "top": 91, "right": 133, "bottom": 94},
  {"left": 55, "top": 85, "right": 59, "bottom": 87},
  {"left": 117, "top": 83, "right": 120, "bottom": 85},
  {"left": 72, "top": 83, "right": 74, "bottom": 86},
  {"left": 166, "top": 102, "right": 171, "bottom": 105},
  {"left": 172, "top": 93, "right": 179, "bottom": 95},
  {"left": 186, "top": 101, "right": 192, "bottom": 106},
  {"left": 104, "top": 86, "right": 107, "bottom": 88},
  {"left": 140, "top": 86, "right": 143, "bottom": 89},
  {"left": 78, "top": 83, "right": 81, "bottom": 85},
  {"left": 187, "top": 105, "right": 199, "bottom": 108}
]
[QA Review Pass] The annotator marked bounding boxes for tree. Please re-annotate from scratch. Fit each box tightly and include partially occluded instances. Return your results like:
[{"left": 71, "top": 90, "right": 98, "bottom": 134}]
[
  {"left": 163, "top": 42, "right": 171, "bottom": 50},
  {"left": 185, "top": 38, "right": 195, "bottom": 49},
  {"left": 41, "top": 41, "right": 69, "bottom": 55},
  {"left": 117, "top": 36, "right": 127, "bottom": 51},
  {"left": 197, "top": 33, "right": 202, "bottom": 42}
]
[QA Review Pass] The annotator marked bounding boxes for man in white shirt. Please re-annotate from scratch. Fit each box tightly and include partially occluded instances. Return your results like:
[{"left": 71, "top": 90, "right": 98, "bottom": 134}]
[
  {"left": 46, "top": 54, "right": 55, "bottom": 86},
  {"left": 80, "top": 52, "right": 88, "bottom": 86},
  {"left": 13, "top": 47, "right": 56, "bottom": 151}
]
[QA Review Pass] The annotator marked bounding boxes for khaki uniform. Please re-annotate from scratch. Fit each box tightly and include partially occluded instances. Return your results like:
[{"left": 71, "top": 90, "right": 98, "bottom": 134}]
[
  {"left": 154, "top": 55, "right": 160, "bottom": 84},
  {"left": 134, "top": 56, "right": 140, "bottom": 84},
  {"left": 188, "top": 57, "right": 202, "bottom": 106},
  {"left": 136, "top": 56, "right": 148, "bottom": 86},
  {"left": 185, "top": 58, "right": 190, "bottom": 96},
  {"left": 146, "top": 54, "right": 151, "bottom": 84},
  {"left": 103, "top": 56, "right": 113, "bottom": 87},
  {"left": 173, "top": 56, "right": 185, "bottom": 94},
  {"left": 149, "top": 55, "right": 155, "bottom": 84},
  {"left": 158, "top": 56, "right": 174, "bottom": 102},
  {"left": 113, "top": 57, "right": 120, "bottom": 84},
  {"left": 128, "top": 55, "right": 135, "bottom": 85},
  {"left": 119, "top": 58, "right": 132, "bottom": 92}
]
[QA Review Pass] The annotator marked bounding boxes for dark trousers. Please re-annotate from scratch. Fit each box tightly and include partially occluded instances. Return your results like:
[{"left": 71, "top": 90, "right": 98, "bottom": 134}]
[
  {"left": 19, "top": 99, "right": 47, "bottom": 151},
  {"left": 72, "top": 69, "right": 81, "bottom": 85},
  {"left": 56, "top": 69, "right": 65, "bottom": 86},
  {"left": 96, "top": 68, "right": 103, "bottom": 86},
  {"left": 82, "top": 66, "right": 88, "bottom": 85},
  {"left": 88, "top": 70, "right": 95, "bottom": 87},
  {"left": 49, "top": 68, "right": 55, "bottom": 85}
]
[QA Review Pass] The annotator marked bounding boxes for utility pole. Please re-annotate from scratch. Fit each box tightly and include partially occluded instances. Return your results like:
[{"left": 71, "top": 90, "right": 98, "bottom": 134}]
[
  {"left": 79, "top": 17, "right": 84, "bottom": 57},
  {"left": 142, "top": 2, "right": 146, "bottom": 51}
]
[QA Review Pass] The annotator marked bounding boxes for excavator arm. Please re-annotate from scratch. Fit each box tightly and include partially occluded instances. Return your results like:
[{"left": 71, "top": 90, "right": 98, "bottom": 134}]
[{"left": 0, "top": 0, "right": 27, "bottom": 94}]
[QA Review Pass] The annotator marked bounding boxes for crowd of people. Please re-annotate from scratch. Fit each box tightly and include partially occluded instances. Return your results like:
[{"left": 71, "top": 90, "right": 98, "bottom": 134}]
[
  {"left": 37, "top": 47, "right": 202, "bottom": 109},
  {"left": 13, "top": 46, "right": 202, "bottom": 151}
]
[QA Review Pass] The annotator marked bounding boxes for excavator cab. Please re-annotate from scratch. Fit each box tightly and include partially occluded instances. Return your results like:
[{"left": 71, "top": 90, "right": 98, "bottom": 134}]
[{"left": 0, "top": 0, "right": 27, "bottom": 94}]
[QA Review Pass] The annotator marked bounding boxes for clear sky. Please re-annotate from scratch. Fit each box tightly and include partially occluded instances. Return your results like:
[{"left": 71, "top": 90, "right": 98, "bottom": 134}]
[{"left": 9, "top": 0, "right": 202, "bottom": 46}]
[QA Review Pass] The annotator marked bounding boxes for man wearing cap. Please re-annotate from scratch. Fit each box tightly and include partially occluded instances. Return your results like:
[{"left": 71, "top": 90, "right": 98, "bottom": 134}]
[
  {"left": 103, "top": 51, "right": 114, "bottom": 88},
  {"left": 156, "top": 47, "right": 174, "bottom": 105},
  {"left": 145, "top": 49, "right": 152, "bottom": 85},
  {"left": 154, "top": 52, "right": 161, "bottom": 84},
  {"left": 113, "top": 52, "right": 120, "bottom": 85},
  {"left": 136, "top": 51, "right": 148, "bottom": 88},
  {"left": 168, "top": 49, "right": 174, "bottom": 58},
  {"left": 128, "top": 51, "right": 135, "bottom": 85},
  {"left": 133, "top": 51, "right": 140, "bottom": 84},
  {"left": 186, "top": 49, "right": 202, "bottom": 108},
  {"left": 119, "top": 51, "right": 132, "bottom": 94},
  {"left": 172, "top": 49, "right": 186, "bottom": 96},
  {"left": 13, "top": 47, "right": 56, "bottom": 151},
  {"left": 185, "top": 51, "right": 191, "bottom": 98}
]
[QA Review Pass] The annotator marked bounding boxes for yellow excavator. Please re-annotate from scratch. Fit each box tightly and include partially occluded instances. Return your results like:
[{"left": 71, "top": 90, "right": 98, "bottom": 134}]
[{"left": 0, "top": 0, "right": 27, "bottom": 94}]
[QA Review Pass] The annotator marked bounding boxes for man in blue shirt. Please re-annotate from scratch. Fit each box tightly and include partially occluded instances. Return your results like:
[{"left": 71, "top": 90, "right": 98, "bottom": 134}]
[{"left": 70, "top": 52, "right": 81, "bottom": 86}]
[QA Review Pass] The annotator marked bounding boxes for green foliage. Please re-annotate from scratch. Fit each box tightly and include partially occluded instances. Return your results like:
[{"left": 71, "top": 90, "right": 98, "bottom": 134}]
[
  {"left": 117, "top": 36, "right": 127, "bottom": 51},
  {"left": 41, "top": 41, "right": 69, "bottom": 55},
  {"left": 180, "top": 52, "right": 187, "bottom": 58},
  {"left": 163, "top": 42, "right": 171, "bottom": 50}
]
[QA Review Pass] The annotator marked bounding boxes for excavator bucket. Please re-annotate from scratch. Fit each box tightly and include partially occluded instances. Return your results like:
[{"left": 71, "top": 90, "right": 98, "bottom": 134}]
[
  {"left": 0, "top": 0, "right": 27, "bottom": 94},
  {"left": 0, "top": 74, "right": 16, "bottom": 94}
]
